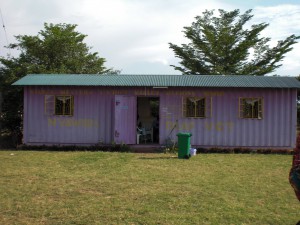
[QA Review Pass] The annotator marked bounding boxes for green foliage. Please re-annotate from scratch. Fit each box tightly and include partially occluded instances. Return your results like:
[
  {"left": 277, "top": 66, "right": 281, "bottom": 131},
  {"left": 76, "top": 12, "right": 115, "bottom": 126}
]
[
  {"left": 296, "top": 75, "right": 300, "bottom": 124},
  {"left": 0, "top": 58, "right": 24, "bottom": 142},
  {"left": 196, "top": 147, "right": 292, "bottom": 154},
  {"left": 7, "top": 23, "right": 117, "bottom": 74},
  {"left": 169, "top": 9, "right": 300, "bottom": 75},
  {"left": 17, "top": 144, "right": 132, "bottom": 152},
  {"left": 163, "top": 137, "right": 178, "bottom": 154},
  {"left": 0, "top": 23, "right": 119, "bottom": 142}
]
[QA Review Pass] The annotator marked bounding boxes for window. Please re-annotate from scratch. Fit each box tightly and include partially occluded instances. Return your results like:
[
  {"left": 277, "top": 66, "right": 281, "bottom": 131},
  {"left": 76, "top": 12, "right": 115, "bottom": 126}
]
[
  {"left": 45, "top": 95, "right": 74, "bottom": 116},
  {"left": 183, "top": 97, "right": 208, "bottom": 118},
  {"left": 55, "top": 96, "right": 74, "bottom": 116},
  {"left": 45, "top": 95, "right": 55, "bottom": 115},
  {"left": 239, "top": 98, "right": 263, "bottom": 119}
]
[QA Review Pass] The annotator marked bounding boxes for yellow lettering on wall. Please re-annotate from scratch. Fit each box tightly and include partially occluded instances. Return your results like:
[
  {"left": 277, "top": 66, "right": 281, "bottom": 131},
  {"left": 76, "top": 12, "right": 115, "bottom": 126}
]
[
  {"left": 48, "top": 118, "right": 99, "bottom": 128},
  {"left": 30, "top": 88, "right": 94, "bottom": 95},
  {"left": 48, "top": 118, "right": 56, "bottom": 126},
  {"left": 133, "top": 89, "right": 160, "bottom": 96},
  {"left": 165, "top": 121, "right": 195, "bottom": 131},
  {"left": 215, "top": 122, "right": 224, "bottom": 131},
  {"left": 112, "top": 90, "right": 129, "bottom": 95},
  {"left": 179, "top": 122, "right": 195, "bottom": 130},
  {"left": 166, "top": 121, "right": 176, "bottom": 130},
  {"left": 204, "top": 121, "right": 234, "bottom": 132},
  {"left": 205, "top": 122, "right": 213, "bottom": 131},
  {"left": 203, "top": 91, "right": 224, "bottom": 97},
  {"left": 166, "top": 91, "right": 195, "bottom": 96}
]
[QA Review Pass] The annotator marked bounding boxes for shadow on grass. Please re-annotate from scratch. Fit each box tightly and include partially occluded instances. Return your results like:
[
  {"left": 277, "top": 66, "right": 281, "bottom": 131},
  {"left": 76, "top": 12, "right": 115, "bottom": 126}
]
[{"left": 139, "top": 156, "right": 180, "bottom": 160}]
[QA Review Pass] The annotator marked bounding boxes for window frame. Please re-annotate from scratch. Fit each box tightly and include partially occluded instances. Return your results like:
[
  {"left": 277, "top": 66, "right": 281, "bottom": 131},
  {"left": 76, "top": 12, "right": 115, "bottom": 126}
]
[
  {"left": 183, "top": 97, "right": 212, "bottom": 118},
  {"left": 55, "top": 95, "right": 74, "bottom": 116},
  {"left": 44, "top": 95, "right": 74, "bottom": 116},
  {"left": 239, "top": 97, "right": 263, "bottom": 119}
]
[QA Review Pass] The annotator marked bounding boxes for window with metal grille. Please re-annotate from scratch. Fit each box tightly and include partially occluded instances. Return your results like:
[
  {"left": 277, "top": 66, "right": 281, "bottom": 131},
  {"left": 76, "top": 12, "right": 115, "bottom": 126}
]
[
  {"left": 184, "top": 97, "right": 206, "bottom": 118},
  {"left": 45, "top": 95, "right": 74, "bottom": 116},
  {"left": 55, "top": 96, "right": 74, "bottom": 116},
  {"left": 239, "top": 98, "right": 263, "bottom": 119}
]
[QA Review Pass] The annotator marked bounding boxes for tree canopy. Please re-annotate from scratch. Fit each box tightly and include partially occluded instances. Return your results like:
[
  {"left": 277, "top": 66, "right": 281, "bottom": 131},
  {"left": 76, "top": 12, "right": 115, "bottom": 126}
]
[
  {"left": 0, "top": 23, "right": 118, "bottom": 143},
  {"left": 3, "top": 23, "right": 117, "bottom": 75},
  {"left": 169, "top": 9, "right": 300, "bottom": 75}
]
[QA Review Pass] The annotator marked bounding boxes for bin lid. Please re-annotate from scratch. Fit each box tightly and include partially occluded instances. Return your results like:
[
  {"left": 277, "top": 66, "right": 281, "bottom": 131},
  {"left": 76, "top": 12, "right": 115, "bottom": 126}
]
[{"left": 176, "top": 132, "right": 192, "bottom": 137}]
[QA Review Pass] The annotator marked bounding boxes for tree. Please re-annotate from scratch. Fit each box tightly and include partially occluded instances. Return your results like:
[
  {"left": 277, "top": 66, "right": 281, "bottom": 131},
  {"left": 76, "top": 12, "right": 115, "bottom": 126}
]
[
  {"left": 6, "top": 23, "right": 117, "bottom": 74},
  {"left": 169, "top": 9, "right": 300, "bottom": 75},
  {"left": 0, "top": 58, "right": 26, "bottom": 147},
  {"left": 296, "top": 75, "right": 300, "bottom": 125},
  {"left": 0, "top": 23, "right": 118, "bottom": 145}
]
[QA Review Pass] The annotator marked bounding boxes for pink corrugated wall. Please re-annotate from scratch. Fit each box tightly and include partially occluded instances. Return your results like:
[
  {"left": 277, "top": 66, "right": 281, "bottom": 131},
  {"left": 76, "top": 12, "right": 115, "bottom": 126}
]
[
  {"left": 159, "top": 87, "right": 297, "bottom": 148},
  {"left": 24, "top": 86, "right": 114, "bottom": 145},
  {"left": 23, "top": 86, "right": 297, "bottom": 148}
]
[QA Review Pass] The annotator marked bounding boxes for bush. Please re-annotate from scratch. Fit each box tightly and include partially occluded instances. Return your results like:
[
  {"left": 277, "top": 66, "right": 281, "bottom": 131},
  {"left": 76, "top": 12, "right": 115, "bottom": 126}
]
[
  {"left": 15, "top": 143, "right": 132, "bottom": 152},
  {"left": 0, "top": 133, "right": 19, "bottom": 149},
  {"left": 196, "top": 147, "right": 292, "bottom": 155},
  {"left": 292, "top": 134, "right": 300, "bottom": 166}
]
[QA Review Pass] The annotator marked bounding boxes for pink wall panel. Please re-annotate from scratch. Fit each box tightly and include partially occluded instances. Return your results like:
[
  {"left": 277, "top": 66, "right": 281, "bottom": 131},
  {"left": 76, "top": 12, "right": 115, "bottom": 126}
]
[
  {"left": 24, "top": 86, "right": 113, "bottom": 145},
  {"left": 23, "top": 86, "right": 297, "bottom": 148},
  {"left": 159, "top": 87, "right": 297, "bottom": 148}
]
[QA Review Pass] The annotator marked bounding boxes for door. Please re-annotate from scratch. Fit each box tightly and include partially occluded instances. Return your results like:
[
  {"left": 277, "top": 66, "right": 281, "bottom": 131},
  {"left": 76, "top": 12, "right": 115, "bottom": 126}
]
[{"left": 114, "top": 95, "right": 136, "bottom": 144}]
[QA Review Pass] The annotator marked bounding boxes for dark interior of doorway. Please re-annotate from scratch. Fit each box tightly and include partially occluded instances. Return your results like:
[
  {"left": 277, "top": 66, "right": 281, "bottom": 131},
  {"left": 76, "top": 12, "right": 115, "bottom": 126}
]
[{"left": 137, "top": 97, "right": 159, "bottom": 144}]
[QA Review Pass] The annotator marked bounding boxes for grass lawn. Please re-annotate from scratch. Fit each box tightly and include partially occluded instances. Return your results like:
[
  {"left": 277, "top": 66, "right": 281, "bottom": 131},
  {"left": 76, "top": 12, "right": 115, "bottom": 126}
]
[{"left": 0, "top": 151, "right": 299, "bottom": 224}]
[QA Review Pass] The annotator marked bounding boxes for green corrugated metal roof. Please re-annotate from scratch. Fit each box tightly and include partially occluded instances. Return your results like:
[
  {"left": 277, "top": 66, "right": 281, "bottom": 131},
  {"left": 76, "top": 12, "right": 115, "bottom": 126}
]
[{"left": 12, "top": 74, "right": 300, "bottom": 88}]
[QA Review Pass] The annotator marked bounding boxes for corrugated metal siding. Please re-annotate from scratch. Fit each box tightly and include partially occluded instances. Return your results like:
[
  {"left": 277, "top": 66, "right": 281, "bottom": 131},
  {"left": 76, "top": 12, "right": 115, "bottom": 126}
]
[
  {"left": 23, "top": 86, "right": 297, "bottom": 148},
  {"left": 159, "top": 87, "right": 297, "bottom": 148},
  {"left": 13, "top": 74, "right": 300, "bottom": 88},
  {"left": 23, "top": 87, "right": 29, "bottom": 143},
  {"left": 24, "top": 86, "right": 113, "bottom": 145}
]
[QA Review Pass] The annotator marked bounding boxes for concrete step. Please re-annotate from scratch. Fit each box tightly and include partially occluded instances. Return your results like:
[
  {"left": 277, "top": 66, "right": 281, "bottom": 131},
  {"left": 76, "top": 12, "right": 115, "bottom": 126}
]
[{"left": 130, "top": 144, "right": 162, "bottom": 153}]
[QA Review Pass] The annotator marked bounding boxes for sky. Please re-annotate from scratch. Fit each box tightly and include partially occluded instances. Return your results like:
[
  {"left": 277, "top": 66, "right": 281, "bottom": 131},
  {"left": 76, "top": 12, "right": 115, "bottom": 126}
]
[{"left": 0, "top": 0, "right": 299, "bottom": 76}]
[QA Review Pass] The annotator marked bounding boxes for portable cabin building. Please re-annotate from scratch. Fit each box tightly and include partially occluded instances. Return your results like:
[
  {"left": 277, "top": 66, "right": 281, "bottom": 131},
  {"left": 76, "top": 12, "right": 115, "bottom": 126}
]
[{"left": 13, "top": 74, "right": 300, "bottom": 149}]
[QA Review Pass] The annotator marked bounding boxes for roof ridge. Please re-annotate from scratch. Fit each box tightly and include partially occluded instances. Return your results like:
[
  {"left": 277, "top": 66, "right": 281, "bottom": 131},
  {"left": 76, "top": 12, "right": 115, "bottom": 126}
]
[
  {"left": 13, "top": 74, "right": 300, "bottom": 88},
  {"left": 26, "top": 73, "right": 295, "bottom": 77}
]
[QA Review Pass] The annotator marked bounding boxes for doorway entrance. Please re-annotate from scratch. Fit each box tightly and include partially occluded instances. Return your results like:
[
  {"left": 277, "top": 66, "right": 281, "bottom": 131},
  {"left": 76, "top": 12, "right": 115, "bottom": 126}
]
[{"left": 137, "top": 97, "right": 159, "bottom": 144}]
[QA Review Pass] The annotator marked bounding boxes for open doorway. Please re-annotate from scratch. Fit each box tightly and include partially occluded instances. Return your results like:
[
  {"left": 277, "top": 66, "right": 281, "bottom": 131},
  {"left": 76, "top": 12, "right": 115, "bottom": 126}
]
[{"left": 137, "top": 97, "right": 159, "bottom": 144}]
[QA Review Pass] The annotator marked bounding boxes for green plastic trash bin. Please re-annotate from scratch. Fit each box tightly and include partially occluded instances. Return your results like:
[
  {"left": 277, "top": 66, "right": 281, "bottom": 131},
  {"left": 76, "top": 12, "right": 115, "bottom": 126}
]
[{"left": 177, "top": 132, "right": 192, "bottom": 159}]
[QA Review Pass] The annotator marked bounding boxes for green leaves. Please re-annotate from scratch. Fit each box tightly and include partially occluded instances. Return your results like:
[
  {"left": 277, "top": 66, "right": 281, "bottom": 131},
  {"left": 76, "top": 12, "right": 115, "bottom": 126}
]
[
  {"left": 169, "top": 9, "right": 300, "bottom": 75},
  {"left": 0, "top": 23, "right": 118, "bottom": 139},
  {"left": 4, "top": 23, "right": 116, "bottom": 75}
]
